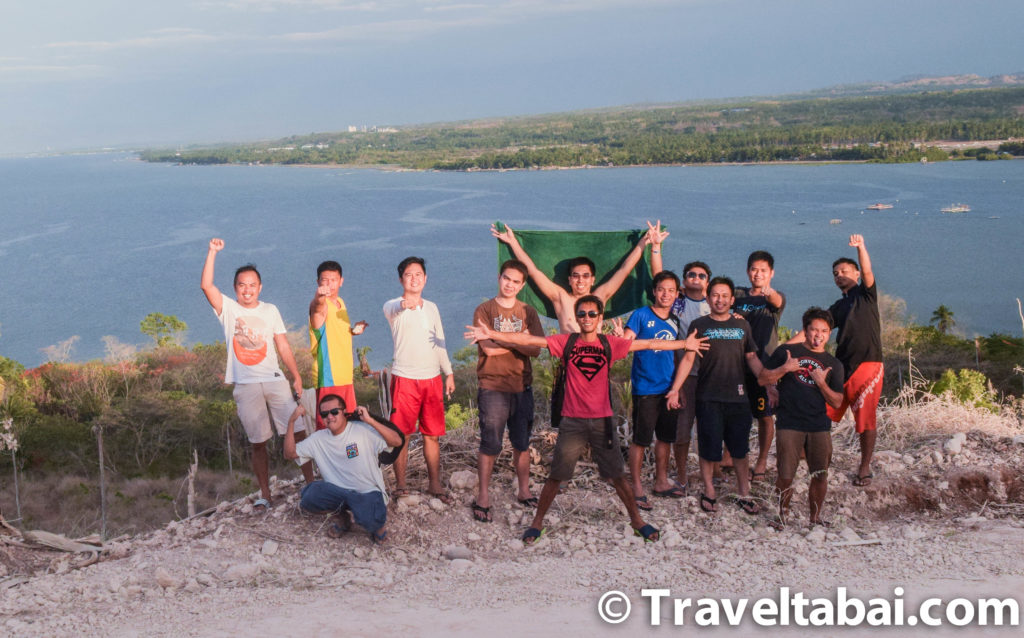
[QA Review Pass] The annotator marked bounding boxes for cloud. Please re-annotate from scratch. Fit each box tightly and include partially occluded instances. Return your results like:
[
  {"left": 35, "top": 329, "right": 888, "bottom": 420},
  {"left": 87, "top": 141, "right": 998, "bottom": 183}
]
[
  {"left": 46, "top": 28, "right": 225, "bottom": 53},
  {"left": 0, "top": 62, "right": 106, "bottom": 81}
]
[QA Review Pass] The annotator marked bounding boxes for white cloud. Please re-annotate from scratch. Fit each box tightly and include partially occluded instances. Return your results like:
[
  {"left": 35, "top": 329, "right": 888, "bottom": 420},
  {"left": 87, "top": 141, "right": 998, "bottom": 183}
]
[{"left": 46, "top": 28, "right": 225, "bottom": 53}]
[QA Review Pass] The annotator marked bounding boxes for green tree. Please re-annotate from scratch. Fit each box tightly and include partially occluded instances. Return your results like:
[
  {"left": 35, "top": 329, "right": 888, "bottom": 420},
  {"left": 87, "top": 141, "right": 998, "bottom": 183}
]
[
  {"left": 929, "top": 305, "right": 956, "bottom": 335},
  {"left": 140, "top": 313, "right": 188, "bottom": 347}
]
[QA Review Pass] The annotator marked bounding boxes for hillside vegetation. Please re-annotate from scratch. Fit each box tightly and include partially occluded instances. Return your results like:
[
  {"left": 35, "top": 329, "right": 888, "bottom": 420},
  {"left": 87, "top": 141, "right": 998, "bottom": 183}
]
[{"left": 140, "top": 87, "right": 1024, "bottom": 169}]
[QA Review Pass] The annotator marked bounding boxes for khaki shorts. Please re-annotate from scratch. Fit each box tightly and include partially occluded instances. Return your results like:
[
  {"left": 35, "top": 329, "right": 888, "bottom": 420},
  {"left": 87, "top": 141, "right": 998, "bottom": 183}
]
[
  {"left": 776, "top": 429, "right": 832, "bottom": 482},
  {"left": 233, "top": 380, "right": 302, "bottom": 444},
  {"left": 549, "top": 417, "right": 624, "bottom": 481}
]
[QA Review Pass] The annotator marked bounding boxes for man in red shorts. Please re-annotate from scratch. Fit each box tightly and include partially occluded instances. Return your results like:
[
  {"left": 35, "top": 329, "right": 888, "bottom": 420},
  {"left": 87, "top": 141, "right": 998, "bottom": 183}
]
[{"left": 383, "top": 256, "right": 455, "bottom": 500}]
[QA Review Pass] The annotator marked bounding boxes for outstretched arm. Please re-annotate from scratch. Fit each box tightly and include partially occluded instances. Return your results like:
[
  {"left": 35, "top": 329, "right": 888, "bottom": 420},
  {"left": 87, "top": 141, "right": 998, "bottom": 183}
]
[
  {"left": 491, "top": 224, "right": 564, "bottom": 303},
  {"left": 593, "top": 225, "right": 658, "bottom": 301},
  {"left": 849, "top": 234, "right": 874, "bottom": 288},
  {"left": 628, "top": 329, "right": 709, "bottom": 354},
  {"left": 465, "top": 320, "right": 547, "bottom": 351},
  {"left": 201, "top": 238, "right": 224, "bottom": 314},
  {"left": 309, "top": 284, "right": 330, "bottom": 330}
]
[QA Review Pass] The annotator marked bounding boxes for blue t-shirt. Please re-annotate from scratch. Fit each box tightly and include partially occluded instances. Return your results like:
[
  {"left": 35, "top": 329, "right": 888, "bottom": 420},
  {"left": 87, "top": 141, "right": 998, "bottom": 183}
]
[{"left": 625, "top": 306, "right": 679, "bottom": 395}]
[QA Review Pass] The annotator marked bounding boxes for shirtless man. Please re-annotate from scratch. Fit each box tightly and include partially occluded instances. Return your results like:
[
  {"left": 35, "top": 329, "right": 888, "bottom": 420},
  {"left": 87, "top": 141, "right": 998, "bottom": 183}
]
[{"left": 491, "top": 222, "right": 660, "bottom": 333}]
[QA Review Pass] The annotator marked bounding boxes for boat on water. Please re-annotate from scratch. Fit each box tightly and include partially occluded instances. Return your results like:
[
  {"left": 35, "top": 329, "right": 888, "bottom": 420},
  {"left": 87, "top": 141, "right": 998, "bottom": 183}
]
[
  {"left": 866, "top": 203, "right": 894, "bottom": 210},
  {"left": 941, "top": 203, "right": 971, "bottom": 214}
]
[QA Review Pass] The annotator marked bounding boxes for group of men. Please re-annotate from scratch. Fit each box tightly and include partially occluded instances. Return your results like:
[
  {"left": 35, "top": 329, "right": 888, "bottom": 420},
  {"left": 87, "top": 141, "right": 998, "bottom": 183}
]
[{"left": 199, "top": 217, "right": 883, "bottom": 545}]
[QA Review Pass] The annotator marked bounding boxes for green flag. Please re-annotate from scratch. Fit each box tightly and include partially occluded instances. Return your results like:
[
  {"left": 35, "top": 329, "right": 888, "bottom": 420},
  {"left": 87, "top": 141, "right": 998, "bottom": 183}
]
[{"left": 494, "top": 222, "right": 655, "bottom": 320}]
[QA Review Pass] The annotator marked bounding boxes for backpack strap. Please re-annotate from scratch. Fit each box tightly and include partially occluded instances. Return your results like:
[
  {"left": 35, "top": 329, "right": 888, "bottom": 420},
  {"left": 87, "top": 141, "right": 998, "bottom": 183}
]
[{"left": 597, "top": 333, "right": 615, "bottom": 449}]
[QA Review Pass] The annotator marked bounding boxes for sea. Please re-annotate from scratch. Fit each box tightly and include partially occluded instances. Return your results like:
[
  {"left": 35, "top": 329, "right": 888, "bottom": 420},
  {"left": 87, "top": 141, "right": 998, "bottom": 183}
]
[{"left": 0, "top": 154, "right": 1021, "bottom": 369}]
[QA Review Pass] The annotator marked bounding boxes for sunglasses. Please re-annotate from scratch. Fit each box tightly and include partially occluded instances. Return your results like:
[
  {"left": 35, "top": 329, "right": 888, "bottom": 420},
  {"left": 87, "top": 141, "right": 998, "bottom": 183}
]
[
  {"left": 685, "top": 272, "right": 708, "bottom": 280},
  {"left": 576, "top": 310, "right": 601, "bottom": 318},
  {"left": 319, "top": 407, "right": 343, "bottom": 418}
]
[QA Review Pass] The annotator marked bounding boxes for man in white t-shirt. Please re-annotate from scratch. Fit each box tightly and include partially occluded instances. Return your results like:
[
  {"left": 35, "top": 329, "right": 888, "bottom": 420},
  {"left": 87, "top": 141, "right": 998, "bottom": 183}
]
[
  {"left": 285, "top": 394, "right": 402, "bottom": 543},
  {"left": 201, "top": 238, "right": 312, "bottom": 511}
]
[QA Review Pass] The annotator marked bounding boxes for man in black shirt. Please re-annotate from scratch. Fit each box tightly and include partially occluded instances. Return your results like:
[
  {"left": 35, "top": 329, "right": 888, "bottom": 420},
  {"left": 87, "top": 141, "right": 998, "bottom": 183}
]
[
  {"left": 760, "top": 308, "right": 844, "bottom": 526},
  {"left": 732, "top": 250, "right": 786, "bottom": 483},
  {"left": 667, "top": 277, "right": 764, "bottom": 515}
]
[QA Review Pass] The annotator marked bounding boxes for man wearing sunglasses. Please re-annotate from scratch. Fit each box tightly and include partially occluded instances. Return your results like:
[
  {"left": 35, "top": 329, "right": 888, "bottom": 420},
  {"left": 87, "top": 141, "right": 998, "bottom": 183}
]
[
  {"left": 465, "top": 295, "right": 707, "bottom": 544},
  {"left": 285, "top": 394, "right": 403, "bottom": 544},
  {"left": 491, "top": 222, "right": 661, "bottom": 333}
]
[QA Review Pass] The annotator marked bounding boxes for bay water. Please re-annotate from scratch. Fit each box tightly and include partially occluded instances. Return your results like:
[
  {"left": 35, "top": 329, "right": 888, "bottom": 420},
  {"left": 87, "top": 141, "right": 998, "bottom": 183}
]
[{"left": 0, "top": 154, "right": 1021, "bottom": 368}]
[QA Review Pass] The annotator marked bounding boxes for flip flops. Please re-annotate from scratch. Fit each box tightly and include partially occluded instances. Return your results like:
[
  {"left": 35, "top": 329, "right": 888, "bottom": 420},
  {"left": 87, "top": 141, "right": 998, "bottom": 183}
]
[
  {"left": 521, "top": 527, "right": 546, "bottom": 545},
  {"left": 853, "top": 473, "right": 873, "bottom": 487},
  {"left": 471, "top": 502, "right": 492, "bottom": 523},
  {"left": 652, "top": 485, "right": 685, "bottom": 498},
  {"left": 370, "top": 529, "right": 388, "bottom": 544},
  {"left": 736, "top": 497, "right": 760, "bottom": 515},
  {"left": 700, "top": 493, "right": 718, "bottom": 513},
  {"left": 517, "top": 497, "right": 539, "bottom": 507},
  {"left": 252, "top": 498, "right": 271, "bottom": 513},
  {"left": 633, "top": 523, "right": 660, "bottom": 542},
  {"left": 635, "top": 495, "right": 653, "bottom": 511}
]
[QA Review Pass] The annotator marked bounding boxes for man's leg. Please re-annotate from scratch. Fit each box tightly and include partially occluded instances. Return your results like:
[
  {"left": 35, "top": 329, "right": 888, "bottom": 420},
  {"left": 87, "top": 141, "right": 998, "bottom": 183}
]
[
  {"left": 392, "top": 444, "right": 410, "bottom": 493},
  {"left": 776, "top": 477, "right": 794, "bottom": 523},
  {"left": 674, "top": 441, "right": 691, "bottom": 486},
  {"left": 512, "top": 450, "right": 532, "bottom": 501},
  {"left": 858, "top": 429, "right": 876, "bottom": 482},
  {"left": 299, "top": 480, "right": 345, "bottom": 513},
  {"left": 699, "top": 457, "right": 717, "bottom": 504},
  {"left": 753, "top": 415, "right": 775, "bottom": 478},
  {"left": 652, "top": 441, "right": 673, "bottom": 492},
  {"left": 628, "top": 444, "right": 647, "bottom": 498},
  {"left": 610, "top": 475, "right": 649, "bottom": 531},
  {"left": 388, "top": 375, "right": 420, "bottom": 494},
  {"left": 251, "top": 441, "right": 271, "bottom": 502},
  {"left": 774, "top": 429, "right": 801, "bottom": 525},
  {"left": 423, "top": 435, "right": 444, "bottom": 495},
  {"left": 529, "top": 479, "right": 560, "bottom": 530},
  {"left": 476, "top": 452, "right": 497, "bottom": 509},
  {"left": 809, "top": 473, "right": 828, "bottom": 523}
]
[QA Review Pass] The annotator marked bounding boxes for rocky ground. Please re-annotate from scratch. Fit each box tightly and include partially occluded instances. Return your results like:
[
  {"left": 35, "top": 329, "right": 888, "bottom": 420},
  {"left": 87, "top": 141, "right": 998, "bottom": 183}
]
[{"left": 3, "top": 425, "right": 1024, "bottom": 637}]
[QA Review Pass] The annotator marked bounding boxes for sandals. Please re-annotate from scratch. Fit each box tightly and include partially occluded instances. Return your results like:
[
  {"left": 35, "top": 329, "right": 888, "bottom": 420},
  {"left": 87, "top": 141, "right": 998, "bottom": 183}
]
[
  {"left": 471, "top": 502, "right": 492, "bottom": 523},
  {"left": 326, "top": 510, "right": 353, "bottom": 538},
  {"left": 750, "top": 470, "right": 768, "bottom": 483},
  {"left": 736, "top": 497, "right": 760, "bottom": 515},
  {"left": 517, "top": 497, "right": 539, "bottom": 507},
  {"left": 252, "top": 498, "right": 271, "bottom": 513},
  {"left": 700, "top": 493, "right": 718, "bottom": 513},
  {"left": 521, "top": 527, "right": 546, "bottom": 545},
  {"left": 633, "top": 523, "right": 660, "bottom": 542},
  {"left": 428, "top": 491, "right": 455, "bottom": 505},
  {"left": 853, "top": 473, "right": 873, "bottom": 487},
  {"left": 635, "top": 495, "right": 653, "bottom": 511},
  {"left": 652, "top": 486, "right": 685, "bottom": 498}
]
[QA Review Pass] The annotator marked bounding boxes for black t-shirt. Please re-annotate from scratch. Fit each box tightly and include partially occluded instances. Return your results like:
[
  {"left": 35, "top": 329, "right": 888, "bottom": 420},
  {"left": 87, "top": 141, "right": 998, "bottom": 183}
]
[
  {"left": 767, "top": 344, "right": 845, "bottom": 432},
  {"left": 732, "top": 287, "right": 786, "bottom": 361},
  {"left": 828, "top": 281, "right": 882, "bottom": 379},
  {"left": 690, "top": 315, "right": 758, "bottom": 404}
]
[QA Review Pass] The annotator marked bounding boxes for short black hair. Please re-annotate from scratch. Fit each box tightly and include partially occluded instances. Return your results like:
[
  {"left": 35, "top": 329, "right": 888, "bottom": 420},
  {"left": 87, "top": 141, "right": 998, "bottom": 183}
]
[
  {"left": 317, "top": 260, "right": 343, "bottom": 279},
  {"left": 574, "top": 294, "right": 604, "bottom": 315},
  {"left": 832, "top": 257, "right": 859, "bottom": 272},
  {"left": 567, "top": 256, "right": 596, "bottom": 277},
  {"left": 652, "top": 270, "right": 680, "bottom": 290},
  {"left": 233, "top": 264, "right": 261, "bottom": 286},
  {"left": 747, "top": 251, "right": 774, "bottom": 270},
  {"left": 397, "top": 256, "right": 426, "bottom": 278},
  {"left": 683, "top": 261, "right": 711, "bottom": 278},
  {"left": 500, "top": 259, "right": 528, "bottom": 279},
  {"left": 707, "top": 276, "right": 734, "bottom": 296},
  {"left": 802, "top": 307, "right": 834, "bottom": 331},
  {"left": 318, "top": 393, "right": 348, "bottom": 412}
]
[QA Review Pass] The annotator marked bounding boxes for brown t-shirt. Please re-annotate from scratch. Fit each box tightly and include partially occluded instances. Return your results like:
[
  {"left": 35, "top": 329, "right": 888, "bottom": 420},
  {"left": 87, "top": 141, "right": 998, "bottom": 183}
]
[{"left": 474, "top": 298, "right": 544, "bottom": 392}]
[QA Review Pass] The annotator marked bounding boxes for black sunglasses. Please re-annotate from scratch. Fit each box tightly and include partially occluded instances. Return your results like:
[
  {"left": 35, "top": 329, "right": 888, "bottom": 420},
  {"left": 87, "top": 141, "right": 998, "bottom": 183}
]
[
  {"left": 576, "top": 310, "right": 600, "bottom": 318},
  {"left": 685, "top": 272, "right": 708, "bottom": 280},
  {"left": 319, "top": 407, "right": 343, "bottom": 418}
]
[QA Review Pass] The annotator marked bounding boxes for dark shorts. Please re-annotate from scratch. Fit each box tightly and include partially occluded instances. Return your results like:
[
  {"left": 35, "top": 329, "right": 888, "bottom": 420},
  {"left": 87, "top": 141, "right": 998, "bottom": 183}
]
[
  {"left": 299, "top": 481, "right": 387, "bottom": 534},
  {"left": 549, "top": 417, "right": 624, "bottom": 481},
  {"left": 695, "top": 400, "right": 752, "bottom": 462},
  {"left": 631, "top": 394, "right": 678, "bottom": 446},
  {"left": 675, "top": 374, "right": 698, "bottom": 444},
  {"left": 776, "top": 429, "right": 832, "bottom": 482},
  {"left": 744, "top": 372, "right": 773, "bottom": 419},
  {"left": 478, "top": 387, "right": 534, "bottom": 456}
]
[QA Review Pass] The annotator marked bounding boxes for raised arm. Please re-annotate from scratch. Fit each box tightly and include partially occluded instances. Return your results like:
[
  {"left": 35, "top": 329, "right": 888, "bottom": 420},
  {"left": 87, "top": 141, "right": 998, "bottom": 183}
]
[
  {"left": 593, "top": 225, "right": 658, "bottom": 301},
  {"left": 849, "top": 234, "right": 874, "bottom": 288},
  {"left": 201, "top": 238, "right": 225, "bottom": 314},
  {"left": 309, "top": 284, "right": 330, "bottom": 330},
  {"left": 357, "top": 406, "right": 404, "bottom": 447},
  {"left": 647, "top": 220, "right": 668, "bottom": 277},
  {"left": 491, "top": 224, "right": 564, "bottom": 303}
]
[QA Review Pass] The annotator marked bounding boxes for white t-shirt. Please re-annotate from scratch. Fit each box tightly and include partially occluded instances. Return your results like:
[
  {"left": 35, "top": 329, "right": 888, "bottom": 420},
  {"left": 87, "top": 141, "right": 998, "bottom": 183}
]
[
  {"left": 383, "top": 298, "right": 453, "bottom": 379},
  {"left": 216, "top": 297, "right": 288, "bottom": 384},
  {"left": 294, "top": 421, "right": 389, "bottom": 502}
]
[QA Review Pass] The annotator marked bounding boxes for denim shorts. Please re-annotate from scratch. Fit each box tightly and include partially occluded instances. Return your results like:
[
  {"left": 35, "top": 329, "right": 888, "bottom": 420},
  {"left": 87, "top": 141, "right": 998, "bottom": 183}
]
[{"left": 478, "top": 387, "right": 534, "bottom": 455}]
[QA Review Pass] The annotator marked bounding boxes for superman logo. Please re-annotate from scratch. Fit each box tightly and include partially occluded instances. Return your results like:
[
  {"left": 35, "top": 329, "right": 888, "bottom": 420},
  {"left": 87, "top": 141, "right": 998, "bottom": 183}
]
[{"left": 571, "top": 352, "right": 607, "bottom": 381}]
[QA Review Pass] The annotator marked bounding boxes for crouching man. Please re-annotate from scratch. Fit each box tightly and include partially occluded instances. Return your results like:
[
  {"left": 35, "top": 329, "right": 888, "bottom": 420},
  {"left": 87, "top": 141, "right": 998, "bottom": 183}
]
[
  {"left": 758, "top": 308, "right": 845, "bottom": 527},
  {"left": 285, "top": 394, "right": 403, "bottom": 544}
]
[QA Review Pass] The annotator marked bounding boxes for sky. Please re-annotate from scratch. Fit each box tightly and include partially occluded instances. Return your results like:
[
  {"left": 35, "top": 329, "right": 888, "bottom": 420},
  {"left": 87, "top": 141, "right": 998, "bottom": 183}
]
[{"left": 1, "top": 0, "right": 1023, "bottom": 154}]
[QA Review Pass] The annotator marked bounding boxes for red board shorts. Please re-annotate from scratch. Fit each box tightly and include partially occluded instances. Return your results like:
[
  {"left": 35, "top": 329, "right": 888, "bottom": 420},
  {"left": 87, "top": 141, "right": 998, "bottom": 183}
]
[
  {"left": 315, "top": 384, "right": 357, "bottom": 430},
  {"left": 390, "top": 374, "right": 446, "bottom": 437},
  {"left": 827, "top": 362, "right": 884, "bottom": 434}
]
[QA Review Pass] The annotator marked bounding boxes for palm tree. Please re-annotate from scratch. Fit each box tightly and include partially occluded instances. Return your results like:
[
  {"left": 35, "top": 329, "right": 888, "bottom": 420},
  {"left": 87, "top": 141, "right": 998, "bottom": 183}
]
[{"left": 930, "top": 305, "right": 956, "bottom": 334}]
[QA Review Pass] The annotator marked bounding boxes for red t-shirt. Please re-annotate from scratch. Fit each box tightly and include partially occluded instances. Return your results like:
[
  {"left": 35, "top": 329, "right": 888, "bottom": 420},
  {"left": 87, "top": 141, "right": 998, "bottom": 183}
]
[{"left": 546, "top": 333, "right": 631, "bottom": 419}]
